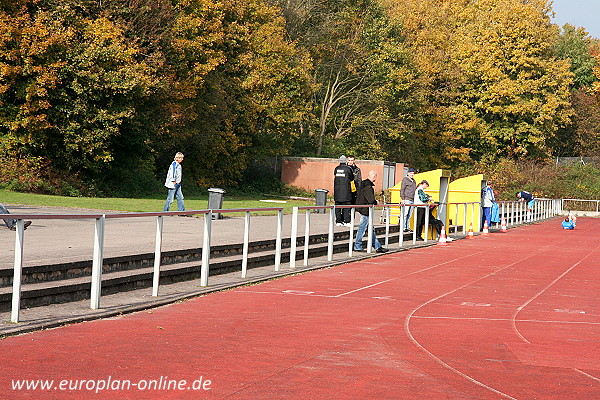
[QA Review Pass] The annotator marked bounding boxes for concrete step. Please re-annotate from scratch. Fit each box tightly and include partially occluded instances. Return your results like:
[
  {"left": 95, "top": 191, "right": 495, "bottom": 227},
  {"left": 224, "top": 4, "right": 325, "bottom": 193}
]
[
  {"left": 0, "top": 226, "right": 402, "bottom": 287},
  {"left": 0, "top": 227, "right": 411, "bottom": 311}
]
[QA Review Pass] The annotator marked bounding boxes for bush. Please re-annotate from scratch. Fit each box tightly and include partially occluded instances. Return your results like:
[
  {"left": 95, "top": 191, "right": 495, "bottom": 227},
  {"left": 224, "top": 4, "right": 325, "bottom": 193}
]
[{"left": 455, "top": 157, "right": 600, "bottom": 200}]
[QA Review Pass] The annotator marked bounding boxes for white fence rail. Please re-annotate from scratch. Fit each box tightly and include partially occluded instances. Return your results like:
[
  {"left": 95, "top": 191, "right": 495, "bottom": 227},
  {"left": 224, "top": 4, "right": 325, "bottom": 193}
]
[{"left": 4, "top": 199, "right": 562, "bottom": 323}]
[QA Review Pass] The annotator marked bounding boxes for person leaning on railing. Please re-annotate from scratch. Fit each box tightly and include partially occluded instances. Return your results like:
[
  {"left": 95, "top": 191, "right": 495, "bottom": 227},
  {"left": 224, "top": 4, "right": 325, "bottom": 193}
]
[
  {"left": 0, "top": 203, "right": 32, "bottom": 231},
  {"left": 353, "top": 171, "right": 388, "bottom": 253}
]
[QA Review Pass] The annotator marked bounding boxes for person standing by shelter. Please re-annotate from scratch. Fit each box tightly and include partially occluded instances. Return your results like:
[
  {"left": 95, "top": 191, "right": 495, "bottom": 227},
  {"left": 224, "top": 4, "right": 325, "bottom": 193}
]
[
  {"left": 400, "top": 168, "right": 416, "bottom": 232},
  {"left": 481, "top": 181, "right": 495, "bottom": 230},
  {"left": 164, "top": 152, "right": 185, "bottom": 212},
  {"left": 333, "top": 155, "right": 353, "bottom": 226},
  {"left": 346, "top": 155, "right": 362, "bottom": 205},
  {"left": 414, "top": 180, "right": 431, "bottom": 241},
  {"left": 516, "top": 190, "right": 535, "bottom": 222},
  {"left": 353, "top": 171, "right": 388, "bottom": 253}
]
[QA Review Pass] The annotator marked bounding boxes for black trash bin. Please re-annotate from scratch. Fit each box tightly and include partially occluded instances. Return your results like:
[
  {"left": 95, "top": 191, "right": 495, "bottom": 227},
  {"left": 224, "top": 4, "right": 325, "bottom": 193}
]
[
  {"left": 315, "top": 189, "right": 328, "bottom": 213},
  {"left": 208, "top": 188, "right": 226, "bottom": 219}
]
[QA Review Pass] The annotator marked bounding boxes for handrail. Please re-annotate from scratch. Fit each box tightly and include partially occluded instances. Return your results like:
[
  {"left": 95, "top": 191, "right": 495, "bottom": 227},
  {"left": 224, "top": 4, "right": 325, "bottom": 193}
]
[
  {"left": 4, "top": 200, "right": 562, "bottom": 324},
  {"left": 5, "top": 206, "right": 284, "bottom": 323}
]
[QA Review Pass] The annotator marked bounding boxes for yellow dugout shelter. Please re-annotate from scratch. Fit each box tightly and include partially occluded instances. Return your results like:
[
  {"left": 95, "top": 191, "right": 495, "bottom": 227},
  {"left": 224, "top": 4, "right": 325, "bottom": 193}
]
[
  {"left": 389, "top": 169, "right": 451, "bottom": 234},
  {"left": 447, "top": 174, "right": 486, "bottom": 233}
]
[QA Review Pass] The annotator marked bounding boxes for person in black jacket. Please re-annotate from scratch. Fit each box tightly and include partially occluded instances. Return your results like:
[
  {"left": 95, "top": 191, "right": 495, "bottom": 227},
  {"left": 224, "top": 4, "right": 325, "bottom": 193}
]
[
  {"left": 353, "top": 171, "right": 388, "bottom": 253},
  {"left": 333, "top": 155, "right": 353, "bottom": 226},
  {"left": 346, "top": 155, "right": 362, "bottom": 205}
]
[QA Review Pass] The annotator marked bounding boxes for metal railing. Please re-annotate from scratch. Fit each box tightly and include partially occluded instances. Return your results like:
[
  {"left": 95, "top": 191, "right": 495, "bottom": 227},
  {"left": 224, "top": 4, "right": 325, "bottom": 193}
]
[
  {"left": 3, "top": 198, "right": 562, "bottom": 323},
  {"left": 5, "top": 208, "right": 284, "bottom": 323},
  {"left": 562, "top": 199, "right": 600, "bottom": 213}
]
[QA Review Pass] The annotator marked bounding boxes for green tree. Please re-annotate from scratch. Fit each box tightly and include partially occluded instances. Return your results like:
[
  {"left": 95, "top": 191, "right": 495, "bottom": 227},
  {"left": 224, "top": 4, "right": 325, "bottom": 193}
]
[
  {"left": 0, "top": 4, "right": 156, "bottom": 192},
  {"left": 447, "top": 0, "right": 573, "bottom": 160},
  {"left": 555, "top": 24, "right": 598, "bottom": 89},
  {"left": 163, "top": 0, "right": 313, "bottom": 186}
]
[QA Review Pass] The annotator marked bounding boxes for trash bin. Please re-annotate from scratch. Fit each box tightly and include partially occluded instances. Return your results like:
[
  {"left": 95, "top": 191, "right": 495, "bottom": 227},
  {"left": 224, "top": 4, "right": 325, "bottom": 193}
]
[
  {"left": 208, "top": 188, "right": 226, "bottom": 219},
  {"left": 315, "top": 189, "right": 328, "bottom": 213}
]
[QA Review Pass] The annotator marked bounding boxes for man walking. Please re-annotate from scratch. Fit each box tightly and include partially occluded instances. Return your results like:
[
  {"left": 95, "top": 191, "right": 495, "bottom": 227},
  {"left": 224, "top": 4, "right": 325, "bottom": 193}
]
[
  {"left": 164, "top": 152, "right": 185, "bottom": 212},
  {"left": 353, "top": 171, "right": 388, "bottom": 253},
  {"left": 333, "top": 155, "right": 353, "bottom": 226}
]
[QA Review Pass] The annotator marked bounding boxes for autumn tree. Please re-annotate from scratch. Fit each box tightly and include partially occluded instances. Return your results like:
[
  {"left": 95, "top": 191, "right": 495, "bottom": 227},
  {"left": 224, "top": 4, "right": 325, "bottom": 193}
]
[{"left": 163, "top": 0, "right": 313, "bottom": 186}]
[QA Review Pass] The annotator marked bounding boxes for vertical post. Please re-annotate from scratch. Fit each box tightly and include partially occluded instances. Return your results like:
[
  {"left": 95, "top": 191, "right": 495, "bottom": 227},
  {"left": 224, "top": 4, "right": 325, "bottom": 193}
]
[
  {"left": 424, "top": 206, "right": 430, "bottom": 243},
  {"left": 241, "top": 211, "right": 250, "bottom": 278},
  {"left": 200, "top": 211, "right": 212, "bottom": 286},
  {"left": 327, "top": 207, "right": 334, "bottom": 261},
  {"left": 367, "top": 206, "right": 373, "bottom": 253},
  {"left": 399, "top": 204, "right": 405, "bottom": 248},
  {"left": 90, "top": 215, "right": 105, "bottom": 310},
  {"left": 152, "top": 216, "right": 163, "bottom": 297},
  {"left": 290, "top": 207, "right": 299, "bottom": 268},
  {"left": 348, "top": 208, "right": 355, "bottom": 256},
  {"left": 463, "top": 203, "right": 468, "bottom": 235},
  {"left": 303, "top": 210, "right": 310, "bottom": 266},
  {"left": 384, "top": 206, "right": 390, "bottom": 248},
  {"left": 454, "top": 204, "right": 459, "bottom": 238},
  {"left": 10, "top": 219, "right": 25, "bottom": 323},
  {"left": 274, "top": 209, "right": 283, "bottom": 271},
  {"left": 412, "top": 206, "right": 418, "bottom": 244}
]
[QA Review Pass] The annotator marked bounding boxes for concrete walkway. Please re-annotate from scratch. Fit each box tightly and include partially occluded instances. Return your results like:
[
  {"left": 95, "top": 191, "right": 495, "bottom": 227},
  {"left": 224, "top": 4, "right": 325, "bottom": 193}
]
[{"left": 1, "top": 205, "right": 425, "bottom": 337}]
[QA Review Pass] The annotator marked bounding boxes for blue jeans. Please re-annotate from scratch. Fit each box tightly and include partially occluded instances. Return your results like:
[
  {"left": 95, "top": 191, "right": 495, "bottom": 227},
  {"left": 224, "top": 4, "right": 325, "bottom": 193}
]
[
  {"left": 164, "top": 184, "right": 185, "bottom": 211},
  {"left": 0, "top": 203, "right": 16, "bottom": 229},
  {"left": 403, "top": 201, "right": 414, "bottom": 230},
  {"left": 354, "top": 214, "right": 381, "bottom": 250},
  {"left": 481, "top": 206, "right": 492, "bottom": 230}
]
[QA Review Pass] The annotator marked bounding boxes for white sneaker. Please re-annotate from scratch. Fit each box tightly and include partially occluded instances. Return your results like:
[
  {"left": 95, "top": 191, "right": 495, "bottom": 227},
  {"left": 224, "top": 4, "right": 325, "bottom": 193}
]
[
  {"left": 343, "top": 222, "right": 353, "bottom": 227},
  {"left": 336, "top": 223, "right": 343, "bottom": 226}
]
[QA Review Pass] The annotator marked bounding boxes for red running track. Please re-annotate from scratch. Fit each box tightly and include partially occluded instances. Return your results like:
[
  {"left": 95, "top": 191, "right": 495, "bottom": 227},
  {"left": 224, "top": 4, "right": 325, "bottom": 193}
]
[{"left": 1, "top": 218, "right": 599, "bottom": 399}]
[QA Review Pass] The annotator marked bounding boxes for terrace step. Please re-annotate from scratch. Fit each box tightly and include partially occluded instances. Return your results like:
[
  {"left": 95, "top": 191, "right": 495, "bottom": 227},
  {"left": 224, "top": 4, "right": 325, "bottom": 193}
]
[{"left": 0, "top": 227, "right": 414, "bottom": 311}]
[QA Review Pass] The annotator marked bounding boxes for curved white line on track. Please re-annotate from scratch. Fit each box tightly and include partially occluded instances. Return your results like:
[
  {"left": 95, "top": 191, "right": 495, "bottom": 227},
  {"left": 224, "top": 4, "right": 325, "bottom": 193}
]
[
  {"left": 403, "top": 250, "right": 541, "bottom": 400},
  {"left": 511, "top": 244, "right": 600, "bottom": 344}
]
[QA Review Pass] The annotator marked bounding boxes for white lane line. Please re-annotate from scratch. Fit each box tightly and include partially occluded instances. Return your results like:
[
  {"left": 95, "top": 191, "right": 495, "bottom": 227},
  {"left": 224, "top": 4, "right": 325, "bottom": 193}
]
[
  {"left": 511, "top": 244, "right": 600, "bottom": 344},
  {"left": 403, "top": 248, "right": 555, "bottom": 400},
  {"left": 334, "top": 252, "right": 483, "bottom": 298},
  {"left": 574, "top": 369, "right": 600, "bottom": 383},
  {"left": 412, "top": 315, "right": 600, "bottom": 326}
]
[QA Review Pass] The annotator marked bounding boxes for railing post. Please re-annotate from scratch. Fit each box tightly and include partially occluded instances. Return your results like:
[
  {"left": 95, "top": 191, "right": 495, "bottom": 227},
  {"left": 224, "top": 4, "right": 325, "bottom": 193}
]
[
  {"left": 290, "top": 207, "right": 299, "bottom": 268},
  {"left": 463, "top": 203, "right": 468, "bottom": 235},
  {"left": 327, "top": 207, "right": 334, "bottom": 261},
  {"left": 399, "top": 204, "right": 405, "bottom": 248},
  {"left": 90, "top": 215, "right": 105, "bottom": 310},
  {"left": 10, "top": 219, "right": 25, "bottom": 323},
  {"left": 241, "top": 211, "right": 250, "bottom": 278},
  {"left": 424, "top": 205, "right": 430, "bottom": 242},
  {"left": 303, "top": 210, "right": 310, "bottom": 266},
  {"left": 367, "top": 206, "right": 373, "bottom": 253},
  {"left": 412, "top": 206, "right": 418, "bottom": 244},
  {"left": 200, "top": 211, "right": 212, "bottom": 286},
  {"left": 384, "top": 206, "right": 390, "bottom": 248},
  {"left": 454, "top": 204, "right": 459, "bottom": 238},
  {"left": 274, "top": 209, "right": 283, "bottom": 271},
  {"left": 349, "top": 208, "right": 355, "bottom": 256},
  {"left": 152, "top": 216, "right": 163, "bottom": 297}
]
